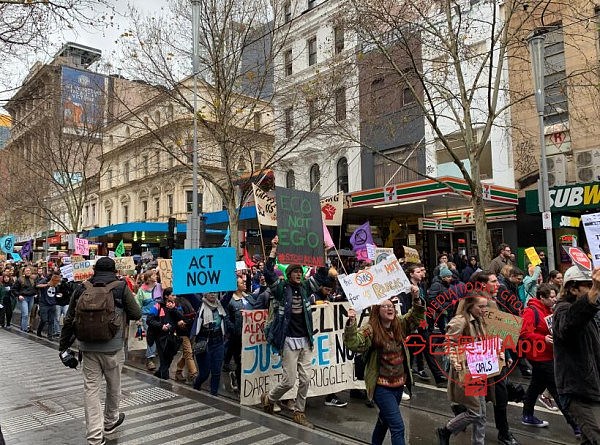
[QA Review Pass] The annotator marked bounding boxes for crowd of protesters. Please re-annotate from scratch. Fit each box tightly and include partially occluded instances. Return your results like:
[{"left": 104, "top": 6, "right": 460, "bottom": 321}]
[{"left": 1, "top": 239, "right": 599, "bottom": 445}]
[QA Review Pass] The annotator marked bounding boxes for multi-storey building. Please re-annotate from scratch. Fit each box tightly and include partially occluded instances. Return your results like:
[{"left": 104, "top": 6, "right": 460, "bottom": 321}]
[{"left": 0, "top": 114, "right": 10, "bottom": 149}]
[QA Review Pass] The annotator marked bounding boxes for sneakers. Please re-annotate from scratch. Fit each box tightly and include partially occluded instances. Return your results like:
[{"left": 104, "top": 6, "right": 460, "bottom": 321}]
[
  {"left": 538, "top": 394, "right": 560, "bottom": 411},
  {"left": 520, "top": 368, "right": 532, "bottom": 378},
  {"left": 498, "top": 432, "right": 520, "bottom": 445},
  {"left": 293, "top": 411, "right": 313, "bottom": 428},
  {"left": 402, "top": 390, "right": 411, "bottom": 401},
  {"left": 229, "top": 371, "right": 238, "bottom": 391},
  {"left": 261, "top": 393, "right": 274, "bottom": 414},
  {"left": 324, "top": 397, "right": 347, "bottom": 407},
  {"left": 174, "top": 370, "right": 186, "bottom": 382},
  {"left": 414, "top": 369, "right": 431, "bottom": 381},
  {"left": 521, "top": 415, "right": 549, "bottom": 428},
  {"left": 104, "top": 412, "right": 125, "bottom": 433},
  {"left": 573, "top": 426, "right": 582, "bottom": 440},
  {"left": 436, "top": 426, "right": 451, "bottom": 445},
  {"left": 146, "top": 358, "right": 156, "bottom": 371},
  {"left": 188, "top": 373, "right": 198, "bottom": 383},
  {"left": 273, "top": 403, "right": 282, "bottom": 413}
]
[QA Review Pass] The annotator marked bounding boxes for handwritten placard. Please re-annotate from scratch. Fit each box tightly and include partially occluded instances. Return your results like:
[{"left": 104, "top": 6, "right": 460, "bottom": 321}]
[{"left": 157, "top": 259, "right": 173, "bottom": 289}]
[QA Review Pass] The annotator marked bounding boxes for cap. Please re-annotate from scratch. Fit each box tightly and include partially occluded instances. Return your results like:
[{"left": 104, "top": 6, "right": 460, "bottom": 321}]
[
  {"left": 439, "top": 268, "right": 453, "bottom": 278},
  {"left": 286, "top": 264, "right": 303, "bottom": 278},
  {"left": 94, "top": 257, "right": 116, "bottom": 272},
  {"left": 563, "top": 265, "right": 592, "bottom": 284}
]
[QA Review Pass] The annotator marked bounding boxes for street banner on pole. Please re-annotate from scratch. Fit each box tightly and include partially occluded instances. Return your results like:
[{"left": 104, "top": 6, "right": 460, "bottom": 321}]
[{"left": 275, "top": 186, "right": 324, "bottom": 267}]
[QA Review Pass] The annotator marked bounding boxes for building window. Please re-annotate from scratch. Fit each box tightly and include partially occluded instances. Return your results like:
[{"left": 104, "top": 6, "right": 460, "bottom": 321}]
[
  {"left": 334, "top": 26, "right": 344, "bottom": 54},
  {"left": 285, "top": 107, "right": 293, "bottom": 138},
  {"left": 284, "top": 1, "right": 291, "bottom": 22},
  {"left": 543, "top": 25, "right": 569, "bottom": 126},
  {"left": 168, "top": 103, "right": 174, "bottom": 120},
  {"left": 123, "top": 161, "right": 130, "bottom": 182},
  {"left": 284, "top": 49, "right": 293, "bottom": 76},
  {"left": 106, "top": 210, "right": 112, "bottom": 226},
  {"left": 309, "top": 164, "right": 320, "bottom": 193},
  {"left": 286, "top": 170, "right": 295, "bottom": 188},
  {"left": 141, "top": 200, "right": 148, "bottom": 220},
  {"left": 91, "top": 203, "right": 96, "bottom": 224},
  {"left": 167, "top": 194, "right": 174, "bottom": 215},
  {"left": 337, "top": 157, "right": 349, "bottom": 193},
  {"left": 254, "top": 112, "right": 261, "bottom": 131},
  {"left": 370, "top": 77, "right": 385, "bottom": 116},
  {"left": 106, "top": 169, "right": 113, "bottom": 188},
  {"left": 155, "top": 198, "right": 160, "bottom": 218},
  {"left": 308, "top": 37, "right": 317, "bottom": 66},
  {"left": 403, "top": 87, "right": 415, "bottom": 105},
  {"left": 84, "top": 206, "right": 89, "bottom": 226},
  {"left": 186, "top": 191, "right": 203, "bottom": 213},
  {"left": 123, "top": 204, "right": 129, "bottom": 223},
  {"left": 254, "top": 151, "right": 262, "bottom": 169},
  {"left": 308, "top": 0, "right": 316, "bottom": 9},
  {"left": 154, "top": 110, "right": 161, "bottom": 126},
  {"left": 335, "top": 87, "right": 346, "bottom": 121},
  {"left": 141, "top": 155, "right": 149, "bottom": 176},
  {"left": 308, "top": 99, "right": 317, "bottom": 129}
]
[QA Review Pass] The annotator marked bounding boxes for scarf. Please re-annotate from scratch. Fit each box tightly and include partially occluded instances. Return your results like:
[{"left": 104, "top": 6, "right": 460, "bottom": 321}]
[{"left": 196, "top": 297, "right": 227, "bottom": 336}]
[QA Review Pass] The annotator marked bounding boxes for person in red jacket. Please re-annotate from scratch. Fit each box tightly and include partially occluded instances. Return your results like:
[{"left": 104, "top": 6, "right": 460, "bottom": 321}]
[{"left": 520, "top": 283, "right": 580, "bottom": 437}]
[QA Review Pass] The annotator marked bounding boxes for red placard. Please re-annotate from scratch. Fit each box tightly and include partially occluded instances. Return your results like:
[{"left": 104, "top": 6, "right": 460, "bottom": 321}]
[{"left": 565, "top": 246, "right": 592, "bottom": 270}]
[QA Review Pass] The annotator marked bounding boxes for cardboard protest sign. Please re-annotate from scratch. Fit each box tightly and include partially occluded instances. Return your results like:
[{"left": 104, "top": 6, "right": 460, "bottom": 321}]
[
  {"left": 60, "top": 264, "right": 74, "bottom": 282},
  {"left": 74, "top": 237, "right": 89, "bottom": 256},
  {"left": 581, "top": 212, "right": 600, "bottom": 268},
  {"left": 172, "top": 248, "right": 236, "bottom": 294},
  {"left": 72, "top": 259, "right": 94, "bottom": 281},
  {"left": 114, "top": 256, "right": 135, "bottom": 272},
  {"left": 338, "top": 254, "right": 411, "bottom": 312},
  {"left": 157, "top": 259, "right": 172, "bottom": 289},
  {"left": 524, "top": 247, "right": 542, "bottom": 267},
  {"left": 374, "top": 248, "right": 394, "bottom": 264},
  {"left": 252, "top": 183, "right": 277, "bottom": 226},
  {"left": 240, "top": 303, "right": 366, "bottom": 406},
  {"left": 141, "top": 251, "right": 154, "bottom": 261},
  {"left": 275, "top": 186, "right": 324, "bottom": 267},
  {"left": 483, "top": 301, "right": 522, "bottom": 343},
  {"left": 402, "top": 246, "right": 420, "bottom": 263},
  {"left": 320, "top": 191, "right": 344, "bottom": 226}
]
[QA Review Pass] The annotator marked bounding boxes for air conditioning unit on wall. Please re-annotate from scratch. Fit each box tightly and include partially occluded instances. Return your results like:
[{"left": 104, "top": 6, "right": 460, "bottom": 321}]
[
  {"left": 546, "top": 154, "right": 566, "bottom": 187},
  {"left": 575, "top": 149, "right": 600, "bottom": 183}
]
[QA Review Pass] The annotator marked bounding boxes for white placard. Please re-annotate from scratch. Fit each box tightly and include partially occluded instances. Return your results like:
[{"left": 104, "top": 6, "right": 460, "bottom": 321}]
[
  {"left": 581, "top": 212, "right": 600, "bottom": 268},
  {"left": 60, "top": 264, "right": 74, "bottom": 282},
  {"left": 337, "top": 254, "right": 411, "bottom": 312},
  {"left": 466, "top": 339, "right": 501, "bottom": 376}
]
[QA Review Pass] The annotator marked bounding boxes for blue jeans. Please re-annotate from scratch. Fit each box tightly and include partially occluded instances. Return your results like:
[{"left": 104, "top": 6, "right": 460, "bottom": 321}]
[
  {"left": 141, "top": 316, "right": 156, "bottom": 359},
  {"left": 372, "top": 385, "right": 406, "bottom": 445},
  {"left": 38, "top": 304, "right": 57, "bottom": 338},
  {"left": 54, "top": 305, "right": 68, "bottom": 335},
  {"left": 19, "top": 296, "right": 35, "bottom": 331},
  {"left": 193, "top": 336, "right": 224, "bottom": 395}
]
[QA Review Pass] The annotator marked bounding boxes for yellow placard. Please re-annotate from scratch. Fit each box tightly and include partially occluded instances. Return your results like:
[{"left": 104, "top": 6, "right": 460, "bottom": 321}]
[{"left": 524, "top": 247, "right": 542, "bottom": 267}]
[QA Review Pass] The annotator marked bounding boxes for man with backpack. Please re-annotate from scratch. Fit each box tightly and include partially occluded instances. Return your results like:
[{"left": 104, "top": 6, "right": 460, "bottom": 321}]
[{"left": 59, "top": 257, "right": 141, "bottom": 445}]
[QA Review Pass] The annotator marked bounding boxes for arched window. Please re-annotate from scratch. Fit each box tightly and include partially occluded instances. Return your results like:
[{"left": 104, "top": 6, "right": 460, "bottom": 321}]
[
  {"left": 286, "top": 170, "right": 295, "bottom": 189},
  {"left": 337, "top": 157, "right": 349, "bottom": 193},
  {"left": 154, "top": 110, "right": 161, "bottom": 126},
  {"left": 309, "top": 164, "right": 320, "bottom": 194}
]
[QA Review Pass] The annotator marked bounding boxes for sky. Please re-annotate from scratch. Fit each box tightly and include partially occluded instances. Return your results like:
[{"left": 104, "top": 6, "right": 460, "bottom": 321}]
[{"left": 1, "top": 0, "right": 169, "bottom": 113}]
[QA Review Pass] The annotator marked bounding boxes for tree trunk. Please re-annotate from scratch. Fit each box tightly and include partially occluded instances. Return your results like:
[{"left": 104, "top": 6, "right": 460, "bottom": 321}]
[
  {"left": 227, "top": 201, "right": 240, "bottom": 257},
  {"left": 469, "top": 162, "right": 492, "bottom": 266}
]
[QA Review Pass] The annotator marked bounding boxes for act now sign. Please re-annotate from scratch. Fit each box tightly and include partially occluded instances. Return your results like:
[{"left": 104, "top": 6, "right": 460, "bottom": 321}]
[
  {"left": 172, "top": 247, "right": 237, "bottom": 294},
  {"left": 526, "top": 181, "right": 600, "bottom": 213}
]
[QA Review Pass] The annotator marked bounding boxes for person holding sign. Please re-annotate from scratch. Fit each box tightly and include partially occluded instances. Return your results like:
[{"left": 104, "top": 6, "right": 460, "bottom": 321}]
[
  {"left": 343, "top": 295, "right": 424, "bottom": 445},
  {"left": 437, "top": 291, "right": 500, "bottom": 445},
  {"left": 261, "top": 236, "right": 315, "bottom": 428},
  {"left": 520, "top": 284, "right": 580, "bottom": 436},
  {"left": 553, "top": 266, "right": 600, "bottom": 444}
]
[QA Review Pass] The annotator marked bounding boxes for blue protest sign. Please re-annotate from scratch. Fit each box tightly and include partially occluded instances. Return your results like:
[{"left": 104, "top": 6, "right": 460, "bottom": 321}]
[
  {"left": 172, "top": 247, "right": 237, "bottom": 294},
  {"left": 0, "top": 235, "right": 15, "bottom": 254},
  {"left": 10, "top": 252, "right": 22, "bottom": 262}
]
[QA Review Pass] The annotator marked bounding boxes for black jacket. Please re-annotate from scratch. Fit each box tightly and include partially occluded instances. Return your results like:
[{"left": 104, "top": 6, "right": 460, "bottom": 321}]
[{"left": 554, "top": 296, "right": 600, "bottom": 402}]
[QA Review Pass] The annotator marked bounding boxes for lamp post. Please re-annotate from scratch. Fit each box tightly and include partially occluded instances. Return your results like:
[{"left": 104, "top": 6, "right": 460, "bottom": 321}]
[
  {"left": 528, "top": 31, "right": 556, "bottom": 271},
  {"left": 187, "top": 0, "right": 201, "bottom": 249}
]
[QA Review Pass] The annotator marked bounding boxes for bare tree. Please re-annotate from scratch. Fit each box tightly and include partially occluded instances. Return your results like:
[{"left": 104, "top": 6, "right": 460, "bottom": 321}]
[{"left": 340, "top": 0, "right": 593, "bottom": 264}]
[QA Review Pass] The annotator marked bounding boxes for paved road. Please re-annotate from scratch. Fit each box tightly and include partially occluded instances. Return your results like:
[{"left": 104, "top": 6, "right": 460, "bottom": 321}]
[
  {"left": 0, "top": 329, "right": 352, "bottom": 445},
  {"left": 0, "top": 327, "right": 578, "bottom": 445}
]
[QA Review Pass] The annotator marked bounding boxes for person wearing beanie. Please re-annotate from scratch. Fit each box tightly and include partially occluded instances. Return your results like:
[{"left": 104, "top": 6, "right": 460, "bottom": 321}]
[
  {"left": 553, "top": 266, "right": 600, "bottom": 443},
  {"left": 261, "top": 236, "right": 315, "bottom": 427}
]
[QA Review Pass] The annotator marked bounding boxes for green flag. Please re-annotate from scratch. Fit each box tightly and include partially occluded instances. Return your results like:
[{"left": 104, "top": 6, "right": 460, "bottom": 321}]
[{"left": 115, "top": 240, "right": 125, "bottom": 257}]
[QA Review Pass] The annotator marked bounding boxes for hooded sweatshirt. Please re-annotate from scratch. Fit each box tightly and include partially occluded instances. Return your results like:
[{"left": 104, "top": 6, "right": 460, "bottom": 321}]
[{"left": 520, "top": 298, "right": 553, "bottom": 362}]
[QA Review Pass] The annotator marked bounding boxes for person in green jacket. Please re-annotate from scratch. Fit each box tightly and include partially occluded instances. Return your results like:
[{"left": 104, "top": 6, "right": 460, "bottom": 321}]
[{"left": 344, "top": 294, "right": 425, "bottom": 445}]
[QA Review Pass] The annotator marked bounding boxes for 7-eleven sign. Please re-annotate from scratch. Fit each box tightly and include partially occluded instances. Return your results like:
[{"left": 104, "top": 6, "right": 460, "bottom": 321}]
[{"left": 384, "top": 186, "right": 396, "bottom": 202}]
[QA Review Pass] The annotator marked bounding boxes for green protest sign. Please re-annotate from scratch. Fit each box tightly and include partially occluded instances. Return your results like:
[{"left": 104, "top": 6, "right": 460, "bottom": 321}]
[{"left": 275, "top": 186, "right": 324, "bottom": 267}]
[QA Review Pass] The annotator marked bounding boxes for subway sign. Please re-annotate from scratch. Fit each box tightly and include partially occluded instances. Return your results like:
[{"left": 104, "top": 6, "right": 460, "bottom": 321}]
[{"left": 526, "top": 182, "right": 600, "bottom": 213}]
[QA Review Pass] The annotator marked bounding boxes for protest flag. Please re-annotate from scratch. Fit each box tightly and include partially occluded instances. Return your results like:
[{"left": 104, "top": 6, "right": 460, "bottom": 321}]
[
  {"left": 350, "top": 221, "right": 374, "bottom": 254},
  {"left": 115, "top": 240, "right": 125, "bottom": 257},
  {"left": 243, "top": 247, "right": 255, "bottom": 267},
  {"left": 323, "top": 221, "right": 335, "bottom": 250},
  {"left": 20, "top": 239, "right": 33, "bottom": 260},
  {"left": 222, "top": 227, "right": 231, "bottom": 247}
]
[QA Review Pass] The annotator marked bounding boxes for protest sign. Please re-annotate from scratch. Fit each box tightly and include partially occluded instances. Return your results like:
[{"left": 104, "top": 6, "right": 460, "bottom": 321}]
[
  {"left": 338, "top": 254, "right": 411, "bottom": 312},
  {"left": 72, "top": 259, "right": 94, "bottom": 281},
  {"left": 157, "top": 259, "right": 172, "bottom": 289},
  {"left": 60, "top": 264, "right": 74, "bottom": 282},
  {"left": 581, "top": 212, "right": 600, "bottom": 268},
  {"left": 483, "top": 301, "right": 522, "bottom": 343},
  {"left": 524, "top": 247, "right": 542, "bottom": 267},
  {"left": 0, "top": 235, "right": 15, "bottom": 254},
  {"left": 11, "top": 252, "right": 22, "bottom": 262},
  {"left": 374, "top": 248, "right": 394, "bottom": 264},
  {"left": 114, "top": 256, "right": 135, "bottom": 272},
  {"left": 545, "top": 314, "right": 553, "bottom": 334},
  {"left": 141, "top": 251, "right": 154, "bottom": 261},
  {"left": 402, "top": 246, "right": 420, "bottom": 263},
  {"left": 236, "top": 261, "right": 248, "bottom": 271},
  {"left": 252, "top": 183, "right": 277, "bottom": 226},
  {"left": 465, "top": 339, "right": 502, "bottom": 377},
  {"left": 275, "top": 186, "right": 324, "bottom": 267},
  {"left": 240, "top": 303, "right": 367, "bottom": 406},
  {"left": 320, "top": 191, "right": 344, "bottom": 226},
  {"left": 74, "top": 237, "right": 89, "bottom": 256},
  {"left": 564, "top": 246, "right": 592, "bottom": 272},
  {"left": 172, "top": 248, "right": 236, "bottom": 294}
]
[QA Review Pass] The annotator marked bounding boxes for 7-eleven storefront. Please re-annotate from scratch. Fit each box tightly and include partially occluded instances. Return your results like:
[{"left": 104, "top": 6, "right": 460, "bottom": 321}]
[{"left": 343, "top": 176, "right": 518, "bottom": 269}]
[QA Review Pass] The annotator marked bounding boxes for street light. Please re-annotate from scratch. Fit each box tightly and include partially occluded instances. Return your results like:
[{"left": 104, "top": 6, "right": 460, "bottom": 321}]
[
  {"left": 528, "top": 31, "right": 556, "bottom": 271},
  {"left": 187, "top": 0, "right": 201, "bottom": 249}
]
